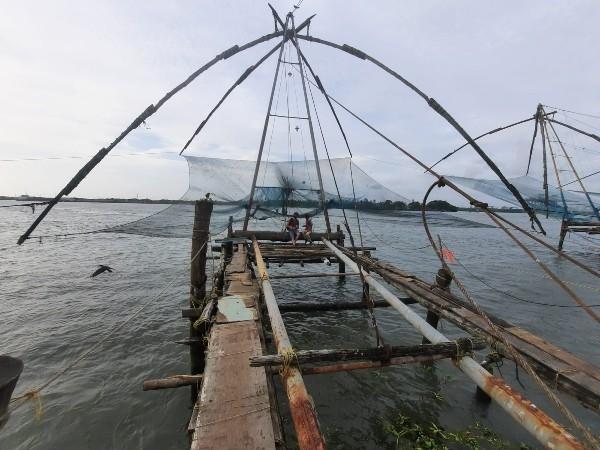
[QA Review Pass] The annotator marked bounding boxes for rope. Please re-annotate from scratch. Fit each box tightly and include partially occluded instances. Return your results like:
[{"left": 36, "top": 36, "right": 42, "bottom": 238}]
[
  {"left": 543, "top": 104, "right": 600, "bottom": 120},
  {"left": 0, "top": 201, "right": 49, "bottom": 209},
  {"left": 9, "top": 240, "right": 208, "bottom": 416},
  {"left": 452, "top": 252, "right": 600, "bottom": 308},
  {"left": 421, "top": 182, "right": 599, "bottom": 449},
  {"left": 279, "top": 348, "right": 299, "bottom": 378},
  {"left": 300, "top": 52, "right": 383, "bottom": 346}
]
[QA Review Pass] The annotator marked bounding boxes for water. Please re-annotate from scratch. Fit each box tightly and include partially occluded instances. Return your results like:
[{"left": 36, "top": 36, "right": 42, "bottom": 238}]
[{"left": 0, "top": 202, "right": 598, "bottom": 449}]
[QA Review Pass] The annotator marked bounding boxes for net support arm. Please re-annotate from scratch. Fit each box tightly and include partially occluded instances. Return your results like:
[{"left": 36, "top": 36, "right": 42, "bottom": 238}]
[
  {"left": 180, "top": 41, "right": 284, "bottom": 155},
  {"left": 543, "top": 110, "right": 600, "bottom": 219},
  {"left": 243, "top": 19, "right": 290, "bottom": 231},
  {"left": 296, "top": 34, "right": 545, "bottom": 234},
  {"left": 17, "top": 30, "right": 284, "bottom": 245},
  {"left": 548, "top": 118, "right": 600, "bottom": 144}
]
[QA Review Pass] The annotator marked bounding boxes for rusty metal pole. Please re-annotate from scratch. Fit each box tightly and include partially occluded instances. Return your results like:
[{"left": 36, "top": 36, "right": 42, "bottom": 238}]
[
  {"left": 189, "top": 199, "right": 213, "bottom": 401},
  {"left": 252, "top": 237, "right": 326, "bottom": 450},
  {"left": 323, "top": 239, "right": 585, "bottom": 450}
]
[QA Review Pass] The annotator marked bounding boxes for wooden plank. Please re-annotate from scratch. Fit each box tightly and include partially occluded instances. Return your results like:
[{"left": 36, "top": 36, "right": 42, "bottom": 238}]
[
  {"left": 190, "top": 242, "right": 280, "bottom": 449},
  {"left": 191, "top": 322, "right": 276, "bottom": 450},
  {"left": 216, "top": 295, "right": 257, "bottom": 323}
]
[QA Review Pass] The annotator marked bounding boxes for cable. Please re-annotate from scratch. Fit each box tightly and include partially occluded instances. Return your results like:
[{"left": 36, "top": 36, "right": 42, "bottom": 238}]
[
  {"left": 542, "top": 104, "right": 600, "bottom": 120},
  {"left": 452, "top": 252, "right": 600, "bottom": 308},
  {"left": 0, "top": 151, "right": 179, "bottom": 163},
  {"left": 421, "top": 182, "right": 599, "bottom": 448}
]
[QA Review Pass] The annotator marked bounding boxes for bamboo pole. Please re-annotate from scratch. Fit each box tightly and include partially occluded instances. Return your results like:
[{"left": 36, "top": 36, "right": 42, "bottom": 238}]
[
  {"left": 252, "top": 237, "right": 326, "bottom": 450},
  {"left": 322, "top": 239, "right": 585, "bottom": 450},
  {"left": 294, "top": 34, "right": 545, "bottom": 234},
  {"left": 270, "top": 272, "right": 359, "bottom": 279},
  {"left": 143, "top": 375, "right": 203, "bottom": 391},
  {"left": 299, "top": 354, "right": 450, "bottom": 375},
  {"left": 291, "top": 15, "right": 331, "bottom": 235},
  {"left": 544, "top": 109, "right": 600, "bottom": 219},
  {"left": 243, "top": 17, "right": 290, "bottom": 231},
  {"left": 250, "top": 338, "right": 485, "bottom": 367}
]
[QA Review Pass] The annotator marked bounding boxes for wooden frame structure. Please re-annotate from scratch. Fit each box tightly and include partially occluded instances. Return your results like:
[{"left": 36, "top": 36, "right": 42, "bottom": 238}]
[
  {"left": 171, "top": 200, "right": 599, "bottom": 450},
  {"left": 12, "top": 5, "right": 599, "bottom": 449},
  {"left": 531, "top": 104, "right": 600, "bottom": 250}
]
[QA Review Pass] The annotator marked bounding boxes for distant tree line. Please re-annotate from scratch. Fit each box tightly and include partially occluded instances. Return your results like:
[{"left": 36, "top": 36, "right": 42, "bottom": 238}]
[{"left": 328, "top": 199, "right": 459, "bottom": 212}]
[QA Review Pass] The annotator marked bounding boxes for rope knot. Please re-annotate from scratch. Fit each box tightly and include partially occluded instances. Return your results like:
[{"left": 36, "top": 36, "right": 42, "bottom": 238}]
[{"left": 279, "top": 349, "right": 299, "bottom": 378}]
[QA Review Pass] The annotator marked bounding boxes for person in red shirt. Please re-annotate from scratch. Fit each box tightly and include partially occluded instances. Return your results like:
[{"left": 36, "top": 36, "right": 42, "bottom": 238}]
[{"left": 286, "top": 212, "right": 300, "bottom": 245}]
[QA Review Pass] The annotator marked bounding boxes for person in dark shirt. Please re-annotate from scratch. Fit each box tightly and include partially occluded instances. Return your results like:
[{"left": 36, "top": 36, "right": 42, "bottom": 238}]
[
  {"left": 303, "top": 213, "right": 313, "bottom": 243},
  {"left": 286, "top": 212, "right": 300, "bottom": 245}
]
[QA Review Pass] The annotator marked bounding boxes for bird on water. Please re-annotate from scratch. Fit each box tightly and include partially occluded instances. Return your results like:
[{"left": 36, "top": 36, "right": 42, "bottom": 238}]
[{"left": 90, "top": 265, "right": 114, "bottom": 278}]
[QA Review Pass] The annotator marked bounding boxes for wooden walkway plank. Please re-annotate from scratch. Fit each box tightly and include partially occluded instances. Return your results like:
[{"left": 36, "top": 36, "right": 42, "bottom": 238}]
[{"left": 190, "top": 245, "right": 279, "bottom": 450}]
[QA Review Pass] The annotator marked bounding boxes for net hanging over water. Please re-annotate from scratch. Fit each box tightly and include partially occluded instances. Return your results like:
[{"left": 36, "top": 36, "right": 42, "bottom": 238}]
[
  {"left": 448, "top": 175, "right": 599, "bottom": 220},
  {"left": 106, "top": 156, "right": 409, "bottom": 238}
]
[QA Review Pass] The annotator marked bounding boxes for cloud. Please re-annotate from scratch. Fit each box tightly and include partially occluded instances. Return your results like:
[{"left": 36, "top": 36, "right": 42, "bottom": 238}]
[{"left": 1, "top": 0, "right": 598, "bottom": 204}]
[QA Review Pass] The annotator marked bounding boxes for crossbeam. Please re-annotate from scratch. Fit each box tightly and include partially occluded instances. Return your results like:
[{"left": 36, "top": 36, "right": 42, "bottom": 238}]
[{"left": 250, "top": 338, "right": 486, "bottom": 367}]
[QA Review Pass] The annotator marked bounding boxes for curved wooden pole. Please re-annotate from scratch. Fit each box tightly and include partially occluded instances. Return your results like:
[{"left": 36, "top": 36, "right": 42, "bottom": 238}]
[
  {"left": 17, "top": 30, "right": 284, "bottom": 245},
  {"left": 296, "top": 34, "right": 546, "bottom": 234},
  {"left": 179, "top": 41, "right": 284, "bottom": 155}
]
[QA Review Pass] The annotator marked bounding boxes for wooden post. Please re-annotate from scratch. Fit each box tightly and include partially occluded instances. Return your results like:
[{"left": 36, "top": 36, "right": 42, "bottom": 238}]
[
  {"left": 336, "top": 224, "right": 345, "bottom": 280},
  {"left": 190, "top": 199, "right": 212, "bottom": 401},
  {"left": 227, "top": 215, "right": 233, "bottom": 238},
  {"left": 422, "top": 268, "right": 451, "bottom": 344},
  {"left": 558, "top": 219, "right": 568, "bottom": 251}
]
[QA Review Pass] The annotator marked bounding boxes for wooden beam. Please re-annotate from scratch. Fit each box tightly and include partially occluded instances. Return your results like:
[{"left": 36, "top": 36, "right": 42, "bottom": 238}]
[
  {"left": 252, "top": 238, "right": 326, "bottom": 449},
  {"left": 270, "top": 272, "right": 359, "bottom": 279},
  {"left": 250, "top": 337, "right": 486, "bottom": 367},
  {"left": 299, "top": 354, "right": 451, "bottom": 375},
  {"left": 234, "top": 230, "right": 342, "bottom": 241},
  {"left": 143, "top": 375, "right": 203, "bottom": 391},
  {"left": 279, "top": 299, "right": 413, "bottom": 312}
]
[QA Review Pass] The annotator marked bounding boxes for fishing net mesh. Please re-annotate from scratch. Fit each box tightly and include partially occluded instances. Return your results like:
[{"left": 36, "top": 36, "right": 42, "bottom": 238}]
[
  {"left": 448, "top": 175, "right": 599, "bottom": 220},
  {"left": 105, "top": 156, "right": 410, "bottom": 238}
]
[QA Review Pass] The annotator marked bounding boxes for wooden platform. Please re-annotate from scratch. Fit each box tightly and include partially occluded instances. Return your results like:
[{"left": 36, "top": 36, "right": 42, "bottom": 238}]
[{"left": 190, "top": 245, "right": 281, "bottom": 450}]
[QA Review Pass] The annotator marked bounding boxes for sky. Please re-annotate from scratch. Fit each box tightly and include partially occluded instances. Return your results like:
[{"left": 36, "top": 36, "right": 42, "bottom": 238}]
[{"left": 1, "top": 0, "right": 599, "bottom": 205}]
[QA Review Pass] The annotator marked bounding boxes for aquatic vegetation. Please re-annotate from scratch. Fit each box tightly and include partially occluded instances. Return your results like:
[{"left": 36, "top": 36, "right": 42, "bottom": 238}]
[{"left": 381, "top": 414, "right": 532, "bottom": 449}]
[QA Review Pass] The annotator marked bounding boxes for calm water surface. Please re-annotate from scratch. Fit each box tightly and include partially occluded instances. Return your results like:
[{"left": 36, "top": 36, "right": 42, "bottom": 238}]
[{"left": 0, "top": 202, "right": 598, "bottom": 449}]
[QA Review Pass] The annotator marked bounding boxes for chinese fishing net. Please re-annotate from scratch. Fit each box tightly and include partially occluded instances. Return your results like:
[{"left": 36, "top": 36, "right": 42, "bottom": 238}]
[
  {"left": 104, "top": 156, "right": 409, "bottom": 238},
  {"left": 447, "top": 175, "right": 598, "bottom": 220}
]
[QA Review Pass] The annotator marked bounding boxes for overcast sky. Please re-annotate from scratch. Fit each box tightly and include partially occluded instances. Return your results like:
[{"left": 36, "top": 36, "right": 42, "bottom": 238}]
[{"left": 1, "top": 1, "right": 599, "bottom": 205}]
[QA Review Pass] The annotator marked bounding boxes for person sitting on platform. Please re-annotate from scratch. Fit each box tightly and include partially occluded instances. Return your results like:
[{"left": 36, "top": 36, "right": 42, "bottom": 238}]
[
  {"left": 303, "top": 213, "right": 313, "bottom": 244},
  {"left": 286, "top": 212, "right": 300, "bottom": 245}
]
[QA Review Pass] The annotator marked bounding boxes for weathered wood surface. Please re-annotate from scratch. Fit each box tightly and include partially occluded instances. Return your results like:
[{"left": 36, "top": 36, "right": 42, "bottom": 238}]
[
  {"left": 279, "top": 299, "right": 403, "bottom": 312},
  {"left": 232, "top": 230, "right": 343, "bottom": 241},
  {"left": 299, "top": 354, "right": 451, "bottom": 375},
  {"left": 353, "top": 252, "right": 600, "bottom": 411},
  {"left": 270, "top": 272, "right": 360, "bottom": 279},
  {"left": 190, "top": 244, "right": 279, "bottom": 450},
  {"left": 185, "top": 298, "right": 411, "bottom": 316},
  {"left": 143, "top": 375, "right": 203, "bottom": 391},
  {"left": 250, "top": 337, "right": 486, "bottom": 367}
]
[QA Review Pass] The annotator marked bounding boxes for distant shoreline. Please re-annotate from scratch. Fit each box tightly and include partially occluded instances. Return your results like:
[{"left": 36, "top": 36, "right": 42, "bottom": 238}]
[
  {"left": 0, "top": 195, "right": 524, "bottom": 213},
  {"left": 0, "top": 195, "right": 187, "bottom": 205}
]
